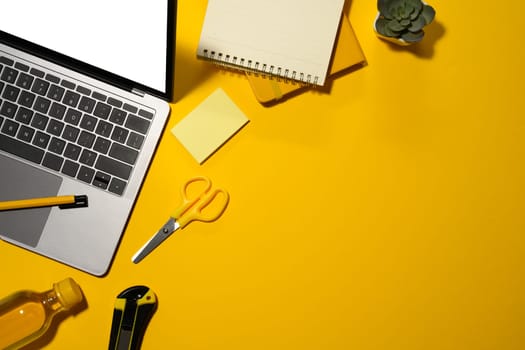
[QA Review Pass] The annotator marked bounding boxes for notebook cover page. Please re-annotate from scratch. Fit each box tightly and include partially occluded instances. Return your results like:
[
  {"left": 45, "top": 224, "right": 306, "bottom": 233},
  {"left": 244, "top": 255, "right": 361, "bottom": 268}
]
[
  {"left": 197, "top": 0, "right": 345, "bottom": 86},
  {"left": 246, "top": 15, "right": 366, "bottom": 104}
]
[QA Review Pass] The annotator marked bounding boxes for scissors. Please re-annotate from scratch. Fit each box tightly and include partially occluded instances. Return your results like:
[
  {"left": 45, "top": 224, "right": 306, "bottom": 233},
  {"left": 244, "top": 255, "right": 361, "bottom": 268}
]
[{"left": 132, "top": 176, "right": 229, "bottom": 263}]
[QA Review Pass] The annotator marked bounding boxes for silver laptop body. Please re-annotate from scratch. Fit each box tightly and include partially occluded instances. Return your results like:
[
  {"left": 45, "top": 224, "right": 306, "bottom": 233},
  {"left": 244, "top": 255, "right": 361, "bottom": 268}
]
[{"left": 0, "top": 0, "right": 176, "bottom": 276}]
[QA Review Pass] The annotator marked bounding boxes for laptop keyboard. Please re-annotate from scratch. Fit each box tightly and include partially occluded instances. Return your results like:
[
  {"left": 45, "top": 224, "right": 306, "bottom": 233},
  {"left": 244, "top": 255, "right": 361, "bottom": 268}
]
[{"left": 0, "top": 55, "right": 155, "bottom": 196}]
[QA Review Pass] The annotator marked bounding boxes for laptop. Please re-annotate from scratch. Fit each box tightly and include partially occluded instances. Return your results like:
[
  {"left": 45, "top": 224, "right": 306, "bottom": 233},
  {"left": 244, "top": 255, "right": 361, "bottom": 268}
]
[{"left": 0, "top": 0, "right": 176, "bottom": 276}]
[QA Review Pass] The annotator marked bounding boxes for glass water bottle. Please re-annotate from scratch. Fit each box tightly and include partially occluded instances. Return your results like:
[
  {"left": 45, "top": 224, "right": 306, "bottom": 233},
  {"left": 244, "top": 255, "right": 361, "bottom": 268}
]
[{"left": 0, "top": 278, "right": 84, "bottom": 349}]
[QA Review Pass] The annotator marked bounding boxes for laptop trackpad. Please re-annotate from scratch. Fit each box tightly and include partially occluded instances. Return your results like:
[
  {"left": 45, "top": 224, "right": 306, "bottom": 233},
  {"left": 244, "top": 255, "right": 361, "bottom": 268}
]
[{"left": 0, "top": 154, "right": 62, "bottom": 247}]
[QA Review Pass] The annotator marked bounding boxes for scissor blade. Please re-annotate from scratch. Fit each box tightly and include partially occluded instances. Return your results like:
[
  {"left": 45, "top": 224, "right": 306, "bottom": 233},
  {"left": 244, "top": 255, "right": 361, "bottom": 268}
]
[{"left": 132, "top": 218, "right": 180, "bottom": 263}]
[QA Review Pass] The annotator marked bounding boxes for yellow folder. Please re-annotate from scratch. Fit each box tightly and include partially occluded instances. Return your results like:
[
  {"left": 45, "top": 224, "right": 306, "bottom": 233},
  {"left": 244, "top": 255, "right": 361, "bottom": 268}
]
[{"left": 246, "top": 15, "right": 366, "bottom": 105}]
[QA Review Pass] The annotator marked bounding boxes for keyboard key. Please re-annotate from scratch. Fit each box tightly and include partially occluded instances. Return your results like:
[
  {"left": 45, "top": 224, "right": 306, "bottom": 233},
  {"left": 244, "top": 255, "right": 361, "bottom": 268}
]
[
  {"left": 95, "top": 155, "right": 132, "bottom": 180},
  {"left": 18, "top": 90, "right": 36, "bottom": 107},
  {"left": 0, "top": 133, "right": 44, "bottom": 164},
  {"left": 47, "top": 119, "right": 64, "bottom": 136},
  {"left": 2, "top": 119, "right": 19, "bottom": 136},
  {"left": 94, "top": 137, "right": 111, "bottom": 154},
  {"left": 139, "top": 109, "right": 154, "bottom": 120},
  {"left": 64, "top": 143, "right": 82, "bottom": 160},
  {"left": 45, "top": 74, "right": 60, "bottom": 84},
  {"left": 92, "top": 91, "right": 107, "bottom": 101},
  {"left": 80, "top": 114, "right": 97, "bottom": 131},
  {"left": 32, "top": 131, "right": 50, "bottom": 149},
  {"left": 47, "top": 84, "right": 65, "bottom": 101},
  {"left": 15, "top": 107, "right": 33, "bottom": 124},
  {"left": 14, "top": 62, "right": 29, "bottom": 72},
  {"left": 30, "top": 68, "right": 45, "bottom": 78},
  {"left": 95, "top": 120, "right": 112, "bottom": 138},
  {"left": 42, "top": 152, "right": 64, "bottom": 171},
  {"left": 16, "top": 72, "right": 34, "bottom": 89},
  {"left": 31, "top": 113, "right": 49, "bottom": 130},
  {"left": 94, "top": 102, "right": 111, "bottom": 119},
  {"left": 79, "top": 149, "right": 97, "bottom": 166},
  {"left": 48, "top": 137, "right": 66, "bottom": 154},
  {"left": 0, "top": 56, "right": 14, "bottom": 66},
  {"left": 3, "top": 85, "right": 20, "bottom": 102},
  {"left": 15, "top": 72, "right": 33, "bottom": 89},
  {"left": 77, "top": 130, "right": 95, "bottom": 148},
  {"left": 109, "top": 177, "right": 126, "bottom": 195},
  {"left": 76, "top": 85, "right": 91, "bottom": 96},
  {"left": 64, "top": 108, "right": 82, "bottom": 125},
  {"left": 62, "top": 125, "right": 80, "bottom": 142},
  {"left": 93, "top": 171, "right": 111, "bottom": 189},
  {"left": 109, "top": 108, "right": 126, "bottom": 125},
  {"left": 77, "top": 165, "right": 95, "bottom": 184},
  {"left": 127, "top": 132, "right": 144, "bottom": 150},
  {"left": 107, "top": 97, "right": 123, "bottom": 108},
  {"left": 48, "top": 102, "right": 66, "bottom": 119},
  {"left": 123, "top": 103, "right": 138, "bottom": 114},
  {"left": 111, "top": 126, "right": 128, "bottom": 143},
  {"left": 78, "top": 96, "right": 96, "bottom": 113},
  {"left": 34, "top": 96, "right": 51, "bottom": 113},
  {"left": 109, "top": 142, "right": 138, "bottom": 165},
  {"left": 61, "top": 79, "right": 75, "bottom": 90},
  {"left": 31, "top": 78, "right": 50, "bottom": 95},
  {"left": 0, "top": 101, "right": 17, "bottom": 118},
  {"left": 125, "top": 114, "right": 150, "bottom": 134},
  {"left": 1, "top": 67, "right": 18, "bottom": 84},
  {"left": 63, "top": 90, "right": 80, "bottom": 108},
  {"left": 17, "top": 125, "right": 35, "bottom": 142},
  {"left": 62, "top": 159, "right": 79, "bottom": 177}
]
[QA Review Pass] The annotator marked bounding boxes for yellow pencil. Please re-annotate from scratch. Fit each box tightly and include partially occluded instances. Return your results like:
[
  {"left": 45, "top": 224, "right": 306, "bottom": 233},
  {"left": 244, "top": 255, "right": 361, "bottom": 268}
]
[{"left": 0, "top": 195, "right": 88, "bottom": 211}]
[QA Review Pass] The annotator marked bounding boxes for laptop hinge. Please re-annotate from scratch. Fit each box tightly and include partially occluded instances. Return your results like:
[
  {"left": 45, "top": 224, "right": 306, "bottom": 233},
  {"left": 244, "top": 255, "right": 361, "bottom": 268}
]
[{"left": 132, "top": 88, "right": 146, "bottom": 97}]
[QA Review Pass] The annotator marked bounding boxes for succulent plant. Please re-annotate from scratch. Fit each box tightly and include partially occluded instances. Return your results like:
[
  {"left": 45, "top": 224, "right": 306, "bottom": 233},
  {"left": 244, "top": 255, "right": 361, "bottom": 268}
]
[{"left": 375, "top": 0, "right": 435, "bottom": 43}]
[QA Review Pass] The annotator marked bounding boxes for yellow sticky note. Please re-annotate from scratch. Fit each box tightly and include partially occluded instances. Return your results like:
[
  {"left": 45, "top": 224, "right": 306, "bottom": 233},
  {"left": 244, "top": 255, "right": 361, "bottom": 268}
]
[{"left": 172, "top": 88, "right": 249, "bottom": 164}]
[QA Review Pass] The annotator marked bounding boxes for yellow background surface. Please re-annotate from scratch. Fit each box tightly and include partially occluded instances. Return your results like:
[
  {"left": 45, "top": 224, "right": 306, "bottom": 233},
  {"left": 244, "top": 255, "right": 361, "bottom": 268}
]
[{"left": 2, "top": 0, "right": 524, "bottom": 349}]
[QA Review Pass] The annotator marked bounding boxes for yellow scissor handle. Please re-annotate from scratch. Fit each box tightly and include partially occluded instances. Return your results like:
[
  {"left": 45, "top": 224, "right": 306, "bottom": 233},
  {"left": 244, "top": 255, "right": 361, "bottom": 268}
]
[{"left": 172, "top": 176, "right": 229, "bottom": 228}]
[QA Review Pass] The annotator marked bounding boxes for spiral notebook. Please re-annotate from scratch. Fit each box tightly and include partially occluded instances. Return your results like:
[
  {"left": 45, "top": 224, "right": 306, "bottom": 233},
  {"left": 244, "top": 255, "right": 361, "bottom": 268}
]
[
  {"left": 197, "top": 0, "right": 345, "bottom": 87},
  {"left": 246, "top": 15, "right": 366, "bottom": 104}
]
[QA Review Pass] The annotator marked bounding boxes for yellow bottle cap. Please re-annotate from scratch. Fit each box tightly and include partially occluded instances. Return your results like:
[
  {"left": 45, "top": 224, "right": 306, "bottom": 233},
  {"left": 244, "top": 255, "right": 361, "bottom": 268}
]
[{"left": 54, "top": 278, "right": 84, "bottom": 309}]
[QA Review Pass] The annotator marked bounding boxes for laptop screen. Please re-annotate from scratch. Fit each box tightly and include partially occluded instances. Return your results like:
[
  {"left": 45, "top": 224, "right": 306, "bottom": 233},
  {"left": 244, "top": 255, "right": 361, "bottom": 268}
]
[{"left": 0, "top": 0, "right": 174, "bottom": 100}]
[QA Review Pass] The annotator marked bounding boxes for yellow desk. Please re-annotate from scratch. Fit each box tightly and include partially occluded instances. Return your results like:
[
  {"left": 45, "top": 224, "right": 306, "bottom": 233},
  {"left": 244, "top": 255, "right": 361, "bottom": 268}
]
[{"left": 3, "top": 0, "right": 525, "bottom": 348}]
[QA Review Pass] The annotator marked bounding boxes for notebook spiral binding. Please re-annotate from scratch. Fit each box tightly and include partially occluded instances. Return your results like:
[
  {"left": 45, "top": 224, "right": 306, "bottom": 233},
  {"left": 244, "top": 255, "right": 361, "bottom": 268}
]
[{"left": 200, "top": 49, "right": 319, "bottom": 86}]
